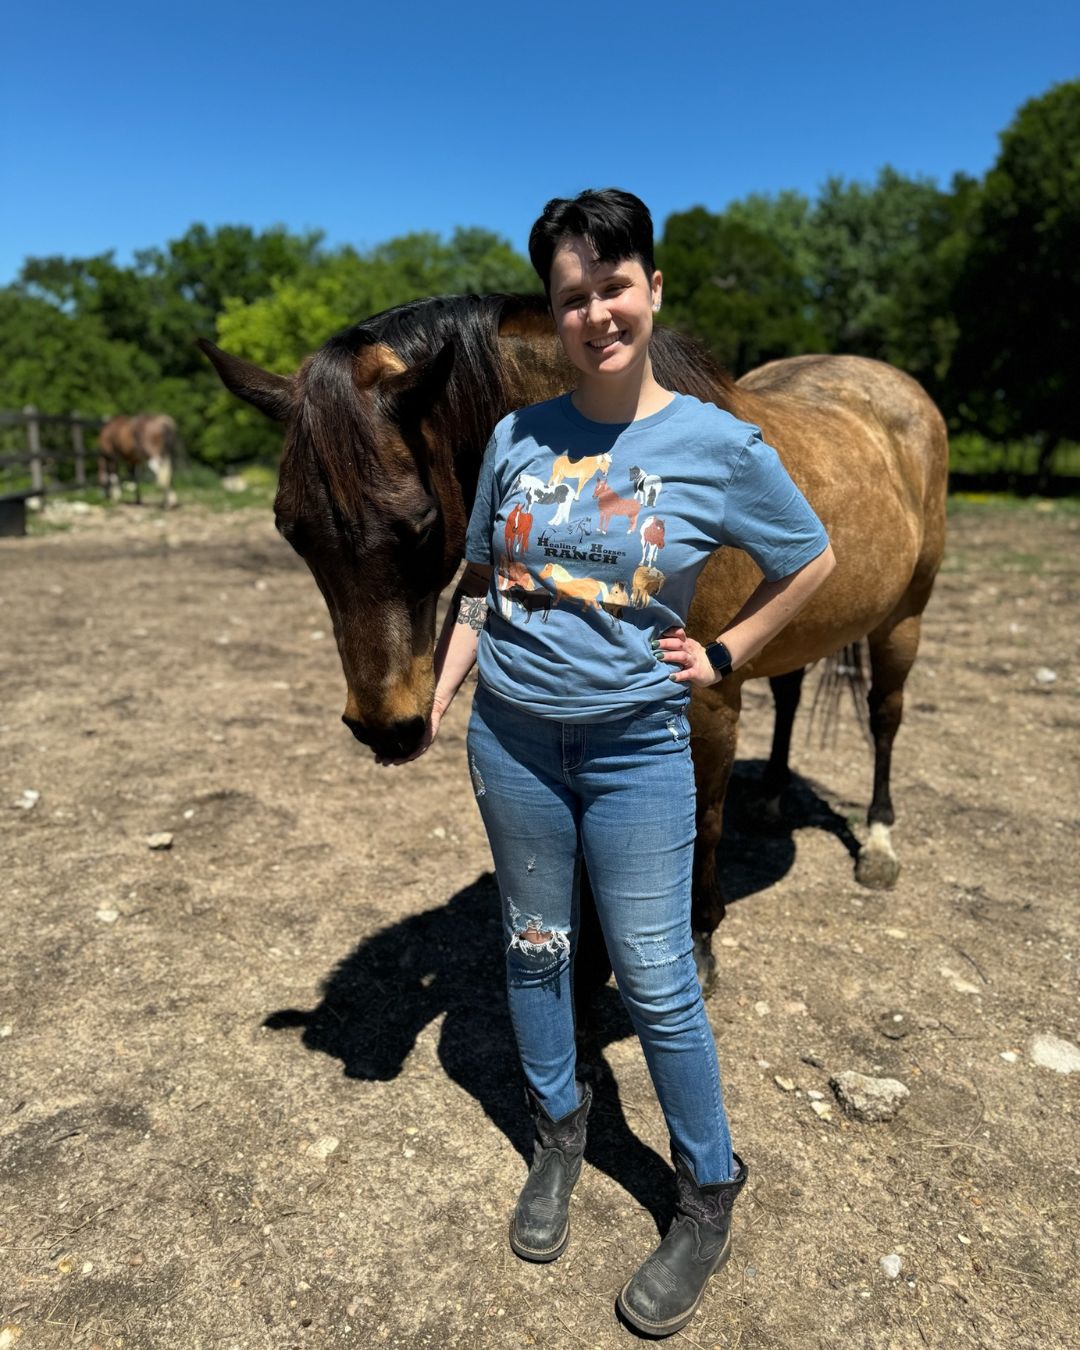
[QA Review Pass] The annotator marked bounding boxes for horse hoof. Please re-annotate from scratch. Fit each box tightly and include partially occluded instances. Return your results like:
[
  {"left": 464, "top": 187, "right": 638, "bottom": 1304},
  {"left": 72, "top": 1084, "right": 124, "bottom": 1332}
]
[
  {"left": 855, "top": 848, "right": 901, "bottom": 890},
  {"left": 693, "top": 933, "right": 717, "bottom": 997}
]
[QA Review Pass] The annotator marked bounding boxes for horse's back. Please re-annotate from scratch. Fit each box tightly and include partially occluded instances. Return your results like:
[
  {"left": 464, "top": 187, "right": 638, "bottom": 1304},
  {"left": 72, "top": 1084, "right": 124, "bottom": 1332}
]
[
  {"left": 736, "top": 355, "right": 947, "bottom": 524},
  {"left": 139, "top": 414, "right": 177, "bottom": 457},
  {"left": 689, "top": 355, "right": 948, "bottom": 674}
]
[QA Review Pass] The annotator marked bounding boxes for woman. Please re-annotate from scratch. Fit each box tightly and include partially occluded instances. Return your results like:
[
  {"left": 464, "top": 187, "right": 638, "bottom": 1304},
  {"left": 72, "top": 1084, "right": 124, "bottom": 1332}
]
[{"left": 410, "top": 189, "right": 834, "bottom": 1336}]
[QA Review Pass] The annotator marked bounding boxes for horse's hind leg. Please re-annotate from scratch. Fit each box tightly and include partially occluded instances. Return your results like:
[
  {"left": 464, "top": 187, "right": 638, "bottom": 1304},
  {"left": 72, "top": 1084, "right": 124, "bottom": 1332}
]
[
  {"left": 573, "top": 865, "right": 612, "bottom": 1067},
  {"left": 855, "top": 613, "right": 923, "bottom": 889},
  {"left": 154, "top": 454, "right": 177, "bottom": 509},
  {"left": 759, "top": 667, "right": 806, "bottom": 822},
  {"left": 689, "top": 685, "right": 742, "bottom": 994}
]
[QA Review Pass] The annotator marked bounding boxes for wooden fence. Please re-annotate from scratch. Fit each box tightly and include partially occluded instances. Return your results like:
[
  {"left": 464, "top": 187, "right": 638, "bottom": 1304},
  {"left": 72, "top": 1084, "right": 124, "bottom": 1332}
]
[
  {"left": 0, "top": 406, "right": 105, "bottom": 497},
  {"left": 0, "top": 407, "right": 107, "bottom": 536}
]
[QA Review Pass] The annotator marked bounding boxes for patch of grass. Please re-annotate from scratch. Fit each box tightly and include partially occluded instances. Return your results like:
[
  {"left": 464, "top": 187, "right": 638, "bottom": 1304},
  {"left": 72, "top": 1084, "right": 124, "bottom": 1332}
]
[
  {"left": 16, "top": 462, "right": 280, "bottom": 518},
  {"left": 947, "top": 492, "right": 1080, "bottom": 517},
  {"left": 993, "top": 551, "right": 1047, "bottom": 573},
  {"left": 25, "top": 515, "right": 73, "bottom": 535},
  {"left": 949, "top": 433, "right": 1080, "bottom": 478},
  {"left": 163, "top": 461, "right": 276, "bottom": 511}
]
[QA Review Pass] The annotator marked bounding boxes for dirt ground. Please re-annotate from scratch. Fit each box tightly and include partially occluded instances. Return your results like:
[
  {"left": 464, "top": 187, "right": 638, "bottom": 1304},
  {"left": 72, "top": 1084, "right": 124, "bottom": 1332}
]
[{"left": 1, "top": 497, "right": 1077, "bottom": 1350}]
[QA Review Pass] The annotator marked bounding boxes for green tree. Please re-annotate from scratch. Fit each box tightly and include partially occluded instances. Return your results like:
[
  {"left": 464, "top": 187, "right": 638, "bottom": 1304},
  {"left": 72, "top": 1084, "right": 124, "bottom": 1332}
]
[
  {"left": 657, "top": 206, "right": 823, "bottom": 373},
  {"left": 949, "top": 80, "right": 1080, "bottom": 481},
  {"left": 202, "top": 228, "right": 537, "bottom": 464},
  {"left": 0, "top": 288, "right": 160, "bottom": 415},
  {"left": 805, "top": 168, "right": 961, "bottom": 367}
]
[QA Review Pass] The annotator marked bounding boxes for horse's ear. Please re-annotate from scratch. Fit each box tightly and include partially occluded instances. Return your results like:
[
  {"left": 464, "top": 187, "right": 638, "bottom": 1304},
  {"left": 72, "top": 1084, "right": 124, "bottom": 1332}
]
[
  {"left": 381, "top": 341, "right": 456, "bottom": 416},
  {"left": 196, "top": 339, "right": 294, "bottom": 422}
]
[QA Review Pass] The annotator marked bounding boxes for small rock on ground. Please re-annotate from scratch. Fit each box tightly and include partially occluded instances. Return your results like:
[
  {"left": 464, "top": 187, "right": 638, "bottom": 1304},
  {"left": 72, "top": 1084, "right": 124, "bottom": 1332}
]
[
  {"left": 830, "top": 1071, "right": 910, "bottom": 1123},
  {"left": 1027, "top": 1033, "right": 1080, "bottom": 1074},
  {"left": 147, "top": 832, "right": 174, "bottom": 850},
  {"left": 880, "top": 1253, "right": 902, "bottom": 1279}
]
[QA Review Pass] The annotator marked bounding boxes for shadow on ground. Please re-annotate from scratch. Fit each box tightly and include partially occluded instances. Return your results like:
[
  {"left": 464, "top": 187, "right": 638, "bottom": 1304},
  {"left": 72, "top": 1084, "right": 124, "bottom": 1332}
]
[
  {"left": 720, "top": 758, "right": 863, "bottom": 905},
  {"left": 264, "top": 759, "right": 860, "bottom": 1230}
]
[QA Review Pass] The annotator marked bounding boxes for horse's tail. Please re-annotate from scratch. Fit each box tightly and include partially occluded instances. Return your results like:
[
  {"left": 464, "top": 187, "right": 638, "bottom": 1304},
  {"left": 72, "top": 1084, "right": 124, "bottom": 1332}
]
[{"left": 807, "top": 642, "right": 872, "bottom": 748}]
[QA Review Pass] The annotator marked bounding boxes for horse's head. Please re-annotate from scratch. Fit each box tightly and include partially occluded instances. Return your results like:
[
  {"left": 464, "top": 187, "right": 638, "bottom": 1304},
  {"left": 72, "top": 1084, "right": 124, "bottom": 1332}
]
[{"left": 199, "top": 335, "right": 464, "bottom": 760}]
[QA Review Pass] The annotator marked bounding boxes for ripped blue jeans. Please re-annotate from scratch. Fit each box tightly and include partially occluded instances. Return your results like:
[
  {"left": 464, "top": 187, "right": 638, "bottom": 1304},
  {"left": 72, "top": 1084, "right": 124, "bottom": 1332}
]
[{"left": 466, "top": 683, "right": 736, "bottom": 1184}]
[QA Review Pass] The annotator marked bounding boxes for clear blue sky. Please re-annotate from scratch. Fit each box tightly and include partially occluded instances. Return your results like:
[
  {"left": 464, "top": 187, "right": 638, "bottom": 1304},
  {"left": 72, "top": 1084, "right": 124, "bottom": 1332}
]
[{"left": 2, "top": 0, "right": 1077, "bottom": 284}]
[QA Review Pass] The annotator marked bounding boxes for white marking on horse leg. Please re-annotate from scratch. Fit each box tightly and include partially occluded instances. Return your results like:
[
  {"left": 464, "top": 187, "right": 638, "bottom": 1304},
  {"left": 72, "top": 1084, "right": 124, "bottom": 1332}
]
[
  {"left": 855, "top": 821, "right": 901, "bottom": 890},
  {"left": 692, "top": 930, "right": 717, "bottom": 996}
]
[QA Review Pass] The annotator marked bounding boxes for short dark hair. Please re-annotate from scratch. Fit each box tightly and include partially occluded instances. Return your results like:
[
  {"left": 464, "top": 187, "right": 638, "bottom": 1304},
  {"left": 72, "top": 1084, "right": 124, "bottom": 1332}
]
[{"left": 528, "top": 188, "right": 656, "bottom": 299}]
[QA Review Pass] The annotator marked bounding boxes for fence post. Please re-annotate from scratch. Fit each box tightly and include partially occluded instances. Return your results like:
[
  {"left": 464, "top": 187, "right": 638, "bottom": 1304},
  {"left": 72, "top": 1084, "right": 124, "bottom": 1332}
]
[
  {"left": 72, "top": 413, "right": 86, "bottom": 486},
  {"left": 24, "top": 405, "right": 42, "bottom": 494}
]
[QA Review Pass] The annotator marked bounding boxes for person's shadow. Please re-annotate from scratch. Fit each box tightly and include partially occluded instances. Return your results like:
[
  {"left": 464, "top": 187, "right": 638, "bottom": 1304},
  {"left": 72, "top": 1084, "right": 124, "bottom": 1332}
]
[
  {"left": 265, "top": 871, "right": 678, "bottom": 1231},
  {"left": 265, "top": 763, "right": 861, "bottom": 1231}
]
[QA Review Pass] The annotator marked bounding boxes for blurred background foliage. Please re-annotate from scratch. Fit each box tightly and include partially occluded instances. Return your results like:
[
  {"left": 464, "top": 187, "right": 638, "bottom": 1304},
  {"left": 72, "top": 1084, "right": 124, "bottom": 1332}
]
[{"left": 2, "top": 81, "right": 1076, "bottom": 488}]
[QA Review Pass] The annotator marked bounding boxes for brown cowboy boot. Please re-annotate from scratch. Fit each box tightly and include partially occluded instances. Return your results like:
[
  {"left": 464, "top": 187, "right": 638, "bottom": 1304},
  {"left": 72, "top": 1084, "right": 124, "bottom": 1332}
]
[
  {"left": 617, "top": 1150, "right": 748, "bottom": 1336},
  {"left": 509, "top": 1083, "right": 592, "bottom": 1262}
]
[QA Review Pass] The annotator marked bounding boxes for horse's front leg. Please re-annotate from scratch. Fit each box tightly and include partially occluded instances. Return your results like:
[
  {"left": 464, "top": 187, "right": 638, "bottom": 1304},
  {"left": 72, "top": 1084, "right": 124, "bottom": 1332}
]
[{"left": 688, "top": 682, "right": 742, "bottom": 995}]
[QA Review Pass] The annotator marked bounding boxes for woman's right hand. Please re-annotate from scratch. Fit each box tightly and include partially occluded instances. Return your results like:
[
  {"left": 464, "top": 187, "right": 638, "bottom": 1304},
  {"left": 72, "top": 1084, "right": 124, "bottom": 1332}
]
[{"left": 374, "top": 699, "right": 446, "bottom": 767}]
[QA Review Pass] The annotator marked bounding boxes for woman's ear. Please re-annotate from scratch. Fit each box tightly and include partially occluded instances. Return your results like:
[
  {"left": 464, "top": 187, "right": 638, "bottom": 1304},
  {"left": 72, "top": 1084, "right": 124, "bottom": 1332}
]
[{"left": 651, "top": 270, "right": 663, "bottom": 313}]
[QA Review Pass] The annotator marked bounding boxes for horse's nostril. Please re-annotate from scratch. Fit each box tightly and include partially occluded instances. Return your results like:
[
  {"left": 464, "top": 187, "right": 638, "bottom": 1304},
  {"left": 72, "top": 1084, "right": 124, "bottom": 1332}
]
[
  {"left": 391, "top": 716, "right": 426, "bottom": 755},
  {"left": 342, "top": 714, "right": 426, "bottom": 759},
  {"left": 342, "top": 715, "right": 371, "bottom": 745}
]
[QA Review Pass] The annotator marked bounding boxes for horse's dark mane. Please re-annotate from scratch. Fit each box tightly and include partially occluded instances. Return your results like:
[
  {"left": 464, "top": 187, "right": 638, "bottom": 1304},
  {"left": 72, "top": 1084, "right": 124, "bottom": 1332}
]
[
  {"left": 649, "top": 325, "right": 739, "bottom": 407},
  {"left": 347, "top": 292, "right": 544, "bottom": 455},
  {"left": 287, "top": 292, "right": 738, "bottom": 519}
]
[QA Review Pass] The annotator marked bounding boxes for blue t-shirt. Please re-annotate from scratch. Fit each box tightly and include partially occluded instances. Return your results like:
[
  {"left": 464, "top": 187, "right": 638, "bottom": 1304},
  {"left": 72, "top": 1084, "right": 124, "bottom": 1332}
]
[{"left": 464, "top": 392, "right": 828, "bottom": 723}]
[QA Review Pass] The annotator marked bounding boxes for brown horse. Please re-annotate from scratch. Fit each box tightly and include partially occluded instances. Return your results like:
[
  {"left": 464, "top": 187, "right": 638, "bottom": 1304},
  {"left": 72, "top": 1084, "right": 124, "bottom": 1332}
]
[
  {"left": 198, "top": 294, "right": 947, "bottom": 982},
  {"left": 98, "top": 413, "right": 177, "bottom": 508}
]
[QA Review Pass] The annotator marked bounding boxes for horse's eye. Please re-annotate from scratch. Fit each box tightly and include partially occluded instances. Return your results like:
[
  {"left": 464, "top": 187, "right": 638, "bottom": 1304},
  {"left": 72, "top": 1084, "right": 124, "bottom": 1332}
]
[{"left": 405, "top": 505, "right": 439, "bottom": 539}]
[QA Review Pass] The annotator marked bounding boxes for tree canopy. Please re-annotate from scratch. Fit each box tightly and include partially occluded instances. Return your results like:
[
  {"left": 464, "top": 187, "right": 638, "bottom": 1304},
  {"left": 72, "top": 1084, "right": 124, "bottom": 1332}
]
[
  {"left": 2, "top": 81, "right": 1076, "bottom": 475},
  {"left": 948, "top": 80, "right": 1080, "bottom": 468}
]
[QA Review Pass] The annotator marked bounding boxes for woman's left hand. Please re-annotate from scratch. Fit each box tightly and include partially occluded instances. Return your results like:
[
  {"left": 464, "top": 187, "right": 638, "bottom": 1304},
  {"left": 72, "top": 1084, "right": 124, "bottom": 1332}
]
[{"left": 651, "top": 626, "right": 719, "bottom": 687}]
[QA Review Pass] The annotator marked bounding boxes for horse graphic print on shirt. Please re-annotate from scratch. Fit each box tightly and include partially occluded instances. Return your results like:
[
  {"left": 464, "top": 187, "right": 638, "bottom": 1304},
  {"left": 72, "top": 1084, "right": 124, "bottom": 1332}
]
[
  {"left": 496, "top": 459, "right": 666, "bottom": 629},
  {"left": 466, "top": 392, "right": 829, "bottom": 723}
]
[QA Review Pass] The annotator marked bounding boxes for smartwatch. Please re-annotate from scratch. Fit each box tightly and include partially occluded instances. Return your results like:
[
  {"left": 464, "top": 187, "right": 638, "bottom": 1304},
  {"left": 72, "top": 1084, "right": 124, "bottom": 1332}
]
[{"left": 703, "top": 641, "right": 733, "bottom": 682}]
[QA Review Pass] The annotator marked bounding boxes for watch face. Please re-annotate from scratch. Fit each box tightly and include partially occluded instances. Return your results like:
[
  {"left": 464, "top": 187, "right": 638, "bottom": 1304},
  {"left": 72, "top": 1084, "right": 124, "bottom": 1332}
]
[{"left": 706, "top": 642, "right": 732, "bottom": 674}]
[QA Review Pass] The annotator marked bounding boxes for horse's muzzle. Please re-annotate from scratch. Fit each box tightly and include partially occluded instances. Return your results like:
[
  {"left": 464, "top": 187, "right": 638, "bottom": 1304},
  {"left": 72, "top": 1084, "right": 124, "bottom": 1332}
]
[{"left": 342, "top": 714, "right": 426, "bottom": 760}]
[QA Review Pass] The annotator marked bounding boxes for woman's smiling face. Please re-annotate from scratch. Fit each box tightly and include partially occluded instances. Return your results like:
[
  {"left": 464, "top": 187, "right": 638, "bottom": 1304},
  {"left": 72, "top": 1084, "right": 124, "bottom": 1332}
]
[{"left": 548, "top": 235, "right": 662, "bottom": 383}]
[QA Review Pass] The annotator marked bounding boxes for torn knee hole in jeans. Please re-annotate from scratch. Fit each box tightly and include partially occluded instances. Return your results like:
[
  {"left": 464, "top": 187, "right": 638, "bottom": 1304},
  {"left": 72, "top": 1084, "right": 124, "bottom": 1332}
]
[{"left": 506, "top": 899, "right": 569, "bottom": 959}]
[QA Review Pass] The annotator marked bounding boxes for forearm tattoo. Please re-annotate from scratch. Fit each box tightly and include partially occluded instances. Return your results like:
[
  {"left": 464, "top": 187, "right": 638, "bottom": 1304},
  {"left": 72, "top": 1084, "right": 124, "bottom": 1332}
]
[{"left": 455, "top": 594, "right": 488, "bottom": 633}]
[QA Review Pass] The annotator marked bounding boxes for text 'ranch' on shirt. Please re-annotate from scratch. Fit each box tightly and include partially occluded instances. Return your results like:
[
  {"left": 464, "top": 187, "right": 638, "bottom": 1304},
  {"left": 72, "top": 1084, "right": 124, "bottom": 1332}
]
[{"left": 464, "top": 392, "right": 829, "bottom": 723}]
